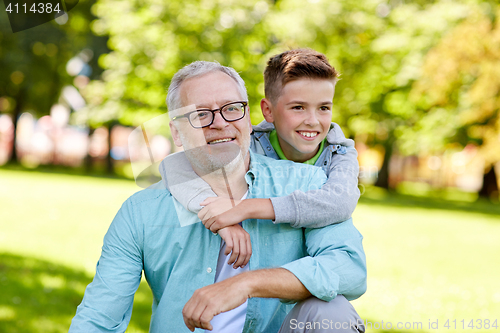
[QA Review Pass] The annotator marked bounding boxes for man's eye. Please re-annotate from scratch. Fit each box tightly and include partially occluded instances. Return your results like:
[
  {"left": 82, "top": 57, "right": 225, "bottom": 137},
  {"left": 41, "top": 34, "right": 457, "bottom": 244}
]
[{"left": 194, "top": 111, "right": 210, "bottom": 119}]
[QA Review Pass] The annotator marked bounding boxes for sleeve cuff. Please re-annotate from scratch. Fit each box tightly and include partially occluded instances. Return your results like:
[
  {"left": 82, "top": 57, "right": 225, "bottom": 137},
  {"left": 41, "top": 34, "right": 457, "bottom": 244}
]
[
  {"left": 281, "top": 258, "right": 339, "bottom": 302},
  {"left": 270, "top": 196, "right": 299, "bottom": 226}
]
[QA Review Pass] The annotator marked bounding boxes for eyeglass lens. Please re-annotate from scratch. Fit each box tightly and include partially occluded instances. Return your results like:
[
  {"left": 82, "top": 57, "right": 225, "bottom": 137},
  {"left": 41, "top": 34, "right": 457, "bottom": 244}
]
[{"left": 189, "top": 103, "right": 245, "bottom": 127}]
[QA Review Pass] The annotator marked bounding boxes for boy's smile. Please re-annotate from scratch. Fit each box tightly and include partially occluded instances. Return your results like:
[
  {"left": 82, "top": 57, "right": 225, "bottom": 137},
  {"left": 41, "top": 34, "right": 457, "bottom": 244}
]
[{"left": 261, "top": 78, "right": 335, "bottom": 162}]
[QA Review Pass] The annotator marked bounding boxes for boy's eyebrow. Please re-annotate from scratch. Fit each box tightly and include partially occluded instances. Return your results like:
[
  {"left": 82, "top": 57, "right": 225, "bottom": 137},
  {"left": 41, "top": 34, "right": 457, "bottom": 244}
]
[{"left": 286, "top": 100, "right": 333, "bottom": 105}]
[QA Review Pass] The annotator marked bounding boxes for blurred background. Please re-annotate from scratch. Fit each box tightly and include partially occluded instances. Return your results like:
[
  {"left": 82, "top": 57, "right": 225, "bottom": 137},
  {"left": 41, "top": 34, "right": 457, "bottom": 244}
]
[{"left": 1, "top": 0, "right": 499, "bottom": 332}]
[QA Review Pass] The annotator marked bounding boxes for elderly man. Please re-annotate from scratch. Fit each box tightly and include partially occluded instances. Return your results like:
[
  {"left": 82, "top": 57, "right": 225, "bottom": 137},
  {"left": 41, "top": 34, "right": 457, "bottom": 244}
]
[{"left": 69, "top": 61, "right": 366, "bottom": 333}]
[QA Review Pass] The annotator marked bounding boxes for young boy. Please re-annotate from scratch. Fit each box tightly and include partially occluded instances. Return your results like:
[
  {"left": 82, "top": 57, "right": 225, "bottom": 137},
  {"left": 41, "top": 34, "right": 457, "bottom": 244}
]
[{"left": 164, "top": 49, "right": 359, "bottom": 268}]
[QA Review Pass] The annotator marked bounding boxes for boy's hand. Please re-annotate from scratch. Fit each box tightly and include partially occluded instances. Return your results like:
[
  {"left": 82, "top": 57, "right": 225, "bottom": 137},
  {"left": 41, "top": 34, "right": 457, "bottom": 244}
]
[
  {"left": 198, "top": 197, "right": 243, "bottom": 230},
  {"left": 217, "top": 225, "right": 252, "bottom": 269}
]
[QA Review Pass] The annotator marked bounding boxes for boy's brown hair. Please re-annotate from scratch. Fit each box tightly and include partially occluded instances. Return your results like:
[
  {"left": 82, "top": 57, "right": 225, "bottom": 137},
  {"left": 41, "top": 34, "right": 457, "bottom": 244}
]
[{"left": 264, "top": 49, "right": 339, "bottom": 104}]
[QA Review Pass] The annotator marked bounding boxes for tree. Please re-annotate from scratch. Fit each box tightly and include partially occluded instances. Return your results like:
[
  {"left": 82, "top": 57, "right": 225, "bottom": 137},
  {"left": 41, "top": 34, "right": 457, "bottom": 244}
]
[
  {"left": 0, "top": 0, "right": 108, "bottom": 163},
  {"left": 78, "top": 0, "right": 490, "bottom": 185},
  {"left": 262, "top": 0, "right": 478, "bottom": 188},
  {"left": 73, "top": 0, "right": 274, "bottom": 131},
  {"left": 410, "top": 5, "right": 500, "bottom": 198}
]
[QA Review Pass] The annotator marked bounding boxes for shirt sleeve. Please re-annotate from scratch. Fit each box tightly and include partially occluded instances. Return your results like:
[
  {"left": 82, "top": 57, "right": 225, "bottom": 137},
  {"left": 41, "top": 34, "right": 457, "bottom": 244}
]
[
  {"left": 281, "top": 219, "right": 367, "bottom": 302},
  {"left": 270, "top": 145, "right": 360, "bottom": 228},
  {"left": 160, "top": 152, "right": 217, "bottom": 213},
  {"left": 69, "top": 200, "right": 144, "bottom": 332}
]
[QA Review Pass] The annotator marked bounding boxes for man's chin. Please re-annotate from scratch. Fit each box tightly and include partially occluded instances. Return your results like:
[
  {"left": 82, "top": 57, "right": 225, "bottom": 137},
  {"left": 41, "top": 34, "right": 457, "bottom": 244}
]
[{"left": 184, "top": 142, "right": 243, "bottom": 174}]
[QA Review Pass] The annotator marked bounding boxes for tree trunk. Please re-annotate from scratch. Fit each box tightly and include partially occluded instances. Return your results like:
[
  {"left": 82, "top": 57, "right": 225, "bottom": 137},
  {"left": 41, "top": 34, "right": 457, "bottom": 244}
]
[
  {"left": 478, "top": 166, "right": 498, "bottom": 199},
  {"left": 84, "top": 126, "right": 95, "bottom": 174},
  {"left": 374, "top": 141, "right": 393, "bottom": 189},
  {"left": 8, "top": 92, "right": 23, "bottom": 164},
  {"left": 105, "top": 122, "right": 115, "bottom": 174}
]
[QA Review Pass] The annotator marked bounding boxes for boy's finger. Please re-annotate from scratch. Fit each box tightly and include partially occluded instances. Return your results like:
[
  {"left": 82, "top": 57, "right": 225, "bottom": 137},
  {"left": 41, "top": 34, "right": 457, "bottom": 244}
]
[
  {"left": 209, "top": 221, "right": 221, "bottom": 233},
  {"left": 200, "top": 197, "right": 217, "bottom": 206},
  {"left": 197, "top": 208, "right": 208, "bottom": 222},
  {"left": 205, "top": 217, "right": 215, "bottom": 229}
]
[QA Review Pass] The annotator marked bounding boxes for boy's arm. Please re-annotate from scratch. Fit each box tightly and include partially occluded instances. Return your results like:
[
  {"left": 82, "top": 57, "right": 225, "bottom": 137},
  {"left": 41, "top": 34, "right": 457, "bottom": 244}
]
[
  {"left": 160, "top": 151, "right": 216, "bottom": 213},
  {"left": 271, "top": 145, "right": 360, "bottom": 227},
  {"left": 201, "top": 146, "right": 359, "bottom": 231}
]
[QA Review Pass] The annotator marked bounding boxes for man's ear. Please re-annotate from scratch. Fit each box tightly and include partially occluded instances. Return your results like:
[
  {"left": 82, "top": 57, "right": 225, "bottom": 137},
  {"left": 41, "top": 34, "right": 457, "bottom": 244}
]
[
  {"left": 260, "top": 98, "right": 274, "bottom": 123},
  {"left": 169, "top": 121, "right": 183, "bottom": 147}
]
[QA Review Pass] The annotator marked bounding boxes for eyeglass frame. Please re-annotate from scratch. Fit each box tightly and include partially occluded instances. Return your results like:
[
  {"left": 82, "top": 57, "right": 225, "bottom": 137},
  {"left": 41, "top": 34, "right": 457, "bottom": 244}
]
[{"left": 170, "top": 101, "right": 248, "bottom": 128}]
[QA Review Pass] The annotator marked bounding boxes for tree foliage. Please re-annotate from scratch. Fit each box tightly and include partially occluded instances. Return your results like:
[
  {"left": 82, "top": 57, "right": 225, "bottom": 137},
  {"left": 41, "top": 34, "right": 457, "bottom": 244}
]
[
  {"left": 0, "top": 0, "right": 107, "bottom": 117},
  {"left": 74, "top": 0, "right": 273, "bottom": 130},
  {"left": 410, "top": 5, "right": 500, "bottom": 165},
  {"left": 3, "top": 0, "right": 498, "bottom": 191},
  {"left": 0, "top": 0, "right": 107, "bottom": 161}
]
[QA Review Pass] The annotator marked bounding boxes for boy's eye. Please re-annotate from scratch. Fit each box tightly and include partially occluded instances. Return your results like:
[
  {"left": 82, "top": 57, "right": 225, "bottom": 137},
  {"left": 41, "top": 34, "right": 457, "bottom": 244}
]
[
  {"left": 320, "top": 106, "right": 331, "bottom": 111},
  {"left": 291, "top": 105, "right": 304, "bottom": 110}
]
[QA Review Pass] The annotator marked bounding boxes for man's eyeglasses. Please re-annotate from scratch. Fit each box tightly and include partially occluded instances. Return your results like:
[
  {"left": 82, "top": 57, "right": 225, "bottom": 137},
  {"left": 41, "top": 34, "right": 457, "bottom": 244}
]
[{"left": 171, "top": 101, "right": 248, "bottom": 129}]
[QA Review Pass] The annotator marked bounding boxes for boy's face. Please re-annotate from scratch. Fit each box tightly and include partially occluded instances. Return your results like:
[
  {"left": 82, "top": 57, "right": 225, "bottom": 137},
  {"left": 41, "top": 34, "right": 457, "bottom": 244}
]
[{"left": 261, "top": 78, "right": 335, "bottom": 162}]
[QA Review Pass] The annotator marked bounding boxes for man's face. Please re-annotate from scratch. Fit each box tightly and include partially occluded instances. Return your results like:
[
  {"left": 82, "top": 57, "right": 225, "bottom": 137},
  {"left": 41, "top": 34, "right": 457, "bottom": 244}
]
[
  {"left": 262, "top": 78, "right": 334, "bottom": 162},
  {"left": 170, "top": 71, "right": 251, "bottom": 173}
]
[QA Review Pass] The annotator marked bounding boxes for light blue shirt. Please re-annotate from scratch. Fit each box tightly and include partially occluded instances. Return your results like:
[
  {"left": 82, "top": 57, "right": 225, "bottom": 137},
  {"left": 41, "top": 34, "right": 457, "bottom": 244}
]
[{"left": 69, "top": 152, "right": 366, "bottom": 333}]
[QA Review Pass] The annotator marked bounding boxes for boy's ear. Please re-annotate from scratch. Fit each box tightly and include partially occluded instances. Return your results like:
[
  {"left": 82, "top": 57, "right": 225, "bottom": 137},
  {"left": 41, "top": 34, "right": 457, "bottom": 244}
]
[
  {"left": 169, "top": 121, "right": 183, "bottom": 147},
  {"left": 260, "top": 98, "right": 274, "bottom": 123}
]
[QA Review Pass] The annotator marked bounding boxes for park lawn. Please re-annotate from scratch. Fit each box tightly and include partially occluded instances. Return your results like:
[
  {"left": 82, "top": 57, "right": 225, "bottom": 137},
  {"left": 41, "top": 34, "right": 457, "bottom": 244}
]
[
  {"left": 352, "top": 188, "right": 500, "bottom": 332},
  {"left": 1, "top": 169, "right": 499, "bottom": 332}
]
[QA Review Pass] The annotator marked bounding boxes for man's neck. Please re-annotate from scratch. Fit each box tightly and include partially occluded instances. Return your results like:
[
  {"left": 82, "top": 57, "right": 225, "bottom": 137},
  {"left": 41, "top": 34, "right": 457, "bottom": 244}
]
[{"left": 195, "top": 152, "right": 250, "bottom": 200}]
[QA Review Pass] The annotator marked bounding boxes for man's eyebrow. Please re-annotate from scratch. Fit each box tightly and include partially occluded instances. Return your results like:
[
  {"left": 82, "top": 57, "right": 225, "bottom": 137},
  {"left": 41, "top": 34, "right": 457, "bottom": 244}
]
[{"left": 196, "top": 99, "right": 238, "bottom": 109}]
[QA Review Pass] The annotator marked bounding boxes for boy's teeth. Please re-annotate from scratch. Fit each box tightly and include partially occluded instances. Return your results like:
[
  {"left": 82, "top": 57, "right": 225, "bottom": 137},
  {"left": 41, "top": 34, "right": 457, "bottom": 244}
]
[
  {"left": 299, "top": 131, "right": 318, "bottom": 138},
  {"left": 209, "top": 138, "right": 232, "bottom": 144}
]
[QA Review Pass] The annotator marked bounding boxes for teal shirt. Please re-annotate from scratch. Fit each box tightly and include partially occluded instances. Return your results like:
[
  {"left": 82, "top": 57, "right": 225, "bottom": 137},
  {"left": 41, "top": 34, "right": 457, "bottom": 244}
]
[{"left": 69, "top": 152, "right": 366, "bottom": 333}]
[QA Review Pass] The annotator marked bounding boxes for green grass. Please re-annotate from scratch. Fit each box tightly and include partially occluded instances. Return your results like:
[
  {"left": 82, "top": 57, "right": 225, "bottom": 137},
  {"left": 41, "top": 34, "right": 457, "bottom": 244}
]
[
  {"left": 0, "top": 169, "right": 149, "bottom": 333},
  {"left": 1, "top": 169, "right": 499, "bottom": 332},
  {"left": 353, "top": 187, "right": 500, "bottom": 332}
]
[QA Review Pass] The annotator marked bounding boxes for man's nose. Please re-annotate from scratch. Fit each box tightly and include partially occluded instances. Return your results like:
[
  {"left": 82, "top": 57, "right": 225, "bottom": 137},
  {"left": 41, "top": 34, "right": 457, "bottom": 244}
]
[{"left": 209, "top": 111, "right": 229, "bottom": 129}]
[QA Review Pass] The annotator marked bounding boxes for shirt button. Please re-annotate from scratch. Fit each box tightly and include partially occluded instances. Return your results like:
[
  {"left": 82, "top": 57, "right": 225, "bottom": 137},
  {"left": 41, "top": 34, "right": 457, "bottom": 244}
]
[
  {"left": 207, "top": 267, "right": 212, "bottom": 273},
  {"left": 266, "top": 147, "right": 271, "bottom": 151}
]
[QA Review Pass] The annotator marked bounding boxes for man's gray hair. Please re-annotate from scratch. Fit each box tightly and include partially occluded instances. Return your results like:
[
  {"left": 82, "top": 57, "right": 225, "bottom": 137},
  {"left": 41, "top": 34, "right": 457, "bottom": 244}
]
[{"left": 166, "top": 61, "right": 248, "bottom": 111}]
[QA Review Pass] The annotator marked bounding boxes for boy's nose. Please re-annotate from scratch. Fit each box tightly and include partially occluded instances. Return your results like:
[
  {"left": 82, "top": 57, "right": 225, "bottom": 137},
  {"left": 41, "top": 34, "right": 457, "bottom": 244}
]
[{"left": 303, "top": 111, "right": 319, "bottom": 126}]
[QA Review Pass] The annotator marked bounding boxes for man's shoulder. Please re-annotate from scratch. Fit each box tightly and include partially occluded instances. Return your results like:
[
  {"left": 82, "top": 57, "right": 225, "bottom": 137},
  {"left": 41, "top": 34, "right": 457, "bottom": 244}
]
[{"left": 125, "top": 181, "right": 172, "bottom": 207}]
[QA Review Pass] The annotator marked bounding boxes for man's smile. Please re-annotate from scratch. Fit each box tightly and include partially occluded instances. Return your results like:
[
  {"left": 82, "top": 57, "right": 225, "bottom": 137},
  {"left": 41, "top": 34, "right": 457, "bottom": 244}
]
[{"left": 208, "top": 137, "right": 236, "bottom": 145}]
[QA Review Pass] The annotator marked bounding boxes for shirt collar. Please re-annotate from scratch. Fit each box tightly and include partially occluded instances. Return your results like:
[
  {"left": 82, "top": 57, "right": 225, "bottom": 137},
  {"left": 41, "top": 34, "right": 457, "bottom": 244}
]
[{"left": 269, "top": 130, "right": 325, "bottom": 165}]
